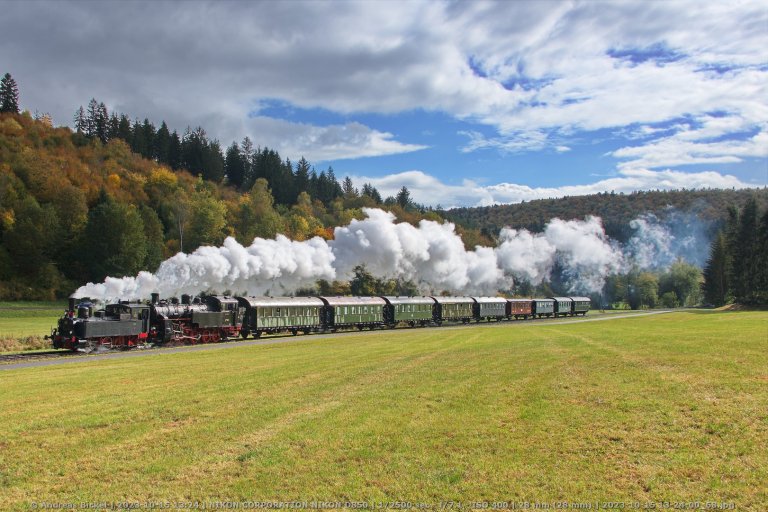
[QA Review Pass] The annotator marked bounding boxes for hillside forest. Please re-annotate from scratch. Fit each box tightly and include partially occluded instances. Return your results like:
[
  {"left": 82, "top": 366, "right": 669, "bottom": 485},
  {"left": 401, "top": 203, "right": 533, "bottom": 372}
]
[{"left": 0, "top": 73, "right": 766, "bottom": 307}]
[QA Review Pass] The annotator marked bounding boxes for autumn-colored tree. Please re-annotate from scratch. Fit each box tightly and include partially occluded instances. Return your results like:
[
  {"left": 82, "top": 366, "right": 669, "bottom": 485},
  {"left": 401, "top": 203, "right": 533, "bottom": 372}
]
[
  {"left": 186, "top": 186, "right": 227, "bottom": 249},
  {"left": 231, "top": 178, "right": 284, "bottom": 244}
]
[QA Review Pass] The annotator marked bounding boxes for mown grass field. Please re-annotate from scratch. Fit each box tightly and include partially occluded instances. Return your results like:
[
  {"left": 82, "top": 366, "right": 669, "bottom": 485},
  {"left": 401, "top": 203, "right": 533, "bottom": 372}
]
[
  {"left": 0, "top": 301, "right": 64, "bottom": 337},
  {"left": 0, "top": 311, "right": 766, "bottom": 510}
]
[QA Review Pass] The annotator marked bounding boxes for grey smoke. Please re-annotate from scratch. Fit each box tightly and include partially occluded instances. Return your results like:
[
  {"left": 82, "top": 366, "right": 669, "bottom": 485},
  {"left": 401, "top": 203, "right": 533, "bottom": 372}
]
[{"left": 627, "top": 210, "right": 712, "bottom": 269}]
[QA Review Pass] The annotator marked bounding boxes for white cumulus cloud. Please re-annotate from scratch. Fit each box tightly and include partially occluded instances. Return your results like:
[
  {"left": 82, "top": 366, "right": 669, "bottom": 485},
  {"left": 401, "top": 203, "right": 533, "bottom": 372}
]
[{"left": 352, "top": 168, "right": 760, "bottom": 208}]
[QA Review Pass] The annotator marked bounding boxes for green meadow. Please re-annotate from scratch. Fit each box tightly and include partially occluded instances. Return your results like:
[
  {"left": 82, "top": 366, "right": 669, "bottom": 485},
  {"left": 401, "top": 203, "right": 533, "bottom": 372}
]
[
  {"left": 0, "top": 302, "right": 64, "bottom": 351},
  {"left": 0, "top": 311, "right": 766, "bottom": 510}
]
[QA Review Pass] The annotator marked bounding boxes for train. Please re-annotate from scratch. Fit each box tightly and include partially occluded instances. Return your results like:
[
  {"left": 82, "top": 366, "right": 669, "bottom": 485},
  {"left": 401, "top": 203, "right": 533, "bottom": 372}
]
[{"left": 49, "top": 293, "right": 591, "bottom": 352}]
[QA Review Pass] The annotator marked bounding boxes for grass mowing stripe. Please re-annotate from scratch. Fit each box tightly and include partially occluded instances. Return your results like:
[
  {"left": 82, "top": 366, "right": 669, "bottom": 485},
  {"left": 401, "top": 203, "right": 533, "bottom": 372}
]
[{"left": 0, "top": 312, "right": 765, "bottom": 509}]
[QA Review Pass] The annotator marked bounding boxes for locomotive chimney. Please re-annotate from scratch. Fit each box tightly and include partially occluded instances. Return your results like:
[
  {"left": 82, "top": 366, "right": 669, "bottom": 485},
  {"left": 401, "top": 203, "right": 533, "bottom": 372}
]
[
  {"left": 151, "top": 293, "right": 159, "bottom": 305},
  {"left": 68, "top": 298, "right": 76, "bottom": 312},
  {"left": 181, "top": 294, "right": 190, "bottom": 305}
]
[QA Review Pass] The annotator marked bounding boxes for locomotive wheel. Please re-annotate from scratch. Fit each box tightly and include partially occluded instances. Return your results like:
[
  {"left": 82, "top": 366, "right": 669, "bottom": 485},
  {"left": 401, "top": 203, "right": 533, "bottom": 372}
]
[{"left": 291, "top": 329, "right": 298, "bottom": 336}]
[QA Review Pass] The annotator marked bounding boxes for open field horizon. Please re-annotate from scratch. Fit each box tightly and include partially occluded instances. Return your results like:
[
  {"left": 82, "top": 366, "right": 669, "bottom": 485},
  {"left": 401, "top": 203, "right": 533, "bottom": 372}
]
[{"left": 0, "top": 311, "right": 766, "bottom": 509}]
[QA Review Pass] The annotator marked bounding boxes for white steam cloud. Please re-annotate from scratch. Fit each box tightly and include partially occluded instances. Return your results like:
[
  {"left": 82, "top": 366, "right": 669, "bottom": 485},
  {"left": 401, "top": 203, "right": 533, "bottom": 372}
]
[
  {"left": 74, "top": 207, "right": 710, "bottom": 301},
  {"left": 78, "top": 235, "right": 336, "bottom": 300},
  {"left": 332, "top": 209, "right": 507, "bottom": 293},
  {"left": 494, "top": 216, "right": 627, "bottom": 292}
]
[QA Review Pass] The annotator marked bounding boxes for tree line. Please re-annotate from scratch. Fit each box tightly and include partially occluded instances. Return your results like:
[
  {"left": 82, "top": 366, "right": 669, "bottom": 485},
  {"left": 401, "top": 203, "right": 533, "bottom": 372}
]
[
  {"left": 72, "top": 98, "right": 391, "bottom": 209},
  {"left": 702, "top": 198, "right": 768, "bottom": 306}
]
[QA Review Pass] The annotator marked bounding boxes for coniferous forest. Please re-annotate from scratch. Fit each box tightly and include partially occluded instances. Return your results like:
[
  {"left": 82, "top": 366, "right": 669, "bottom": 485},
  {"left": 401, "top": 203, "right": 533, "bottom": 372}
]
[{"left": 1, "top": 72, "right": 766, "bottom": 306}]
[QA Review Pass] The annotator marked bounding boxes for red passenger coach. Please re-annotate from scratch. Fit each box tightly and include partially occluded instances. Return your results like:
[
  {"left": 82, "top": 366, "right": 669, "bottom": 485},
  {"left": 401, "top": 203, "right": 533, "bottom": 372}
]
[{"left": 507, "top": 299, "right": 533, "bottom": 319}]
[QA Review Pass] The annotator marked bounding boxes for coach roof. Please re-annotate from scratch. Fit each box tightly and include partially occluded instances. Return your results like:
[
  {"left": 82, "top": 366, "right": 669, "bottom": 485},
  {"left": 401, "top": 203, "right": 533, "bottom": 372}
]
[{"left": 236, "top": 296, "right": 325, "bottom": 308}]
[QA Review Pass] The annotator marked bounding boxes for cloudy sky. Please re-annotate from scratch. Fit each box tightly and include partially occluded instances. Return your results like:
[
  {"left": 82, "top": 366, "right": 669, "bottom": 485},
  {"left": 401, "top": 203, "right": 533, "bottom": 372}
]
[{"left": 2, "top": 0, "right": 766, "bottom": 207}]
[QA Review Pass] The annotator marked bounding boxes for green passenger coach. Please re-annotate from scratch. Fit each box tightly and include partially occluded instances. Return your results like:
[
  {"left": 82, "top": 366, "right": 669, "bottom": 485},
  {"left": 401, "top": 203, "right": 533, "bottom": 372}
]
[
  {"left": 319, "top": 296, "right": 387, "bottom": 331},
  {"left": 382, "top": 296, "right": 437, "bottom": 327},
  {"left": 570, "top": 296, "right": 591, "bottom": 316},
  {"left": 551, "top": 297, "right": 574, "bottom": 317},
  {"left": 431, "top": 296, "right": 475, "bottom": 324},
  {"left": 236, "top": 296, "right": 324, "bottom": 337}
]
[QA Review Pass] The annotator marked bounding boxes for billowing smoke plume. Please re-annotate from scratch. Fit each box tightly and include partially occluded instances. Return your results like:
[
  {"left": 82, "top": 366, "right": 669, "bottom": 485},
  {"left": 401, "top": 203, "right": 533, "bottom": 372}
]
[
  {"left": 495, "top": 216, "right": 624, "bottom": 292},
  {"left": 74, "top": 207, "right": 711, "bottom": 301},
  {"left": 332, "top": 209, "right": 507, "bottom": 294},
  {"left": 76, "top": 235, "right": 336, "bottom": 300},
  {"left": 627, "top": 210, "right": 711, "bottom": 269}
]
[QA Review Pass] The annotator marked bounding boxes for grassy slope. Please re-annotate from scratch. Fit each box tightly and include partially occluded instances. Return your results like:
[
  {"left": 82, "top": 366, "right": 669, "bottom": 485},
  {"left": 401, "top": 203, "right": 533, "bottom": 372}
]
[{"left": 0, "top": 312, "right": 765, "bottom": 509}]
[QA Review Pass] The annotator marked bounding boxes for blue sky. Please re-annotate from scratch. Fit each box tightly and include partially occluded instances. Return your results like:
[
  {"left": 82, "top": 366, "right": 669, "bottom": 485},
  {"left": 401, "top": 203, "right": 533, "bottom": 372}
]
[{"left": 1, "top": 0, "right": 766, "bottom": 207}]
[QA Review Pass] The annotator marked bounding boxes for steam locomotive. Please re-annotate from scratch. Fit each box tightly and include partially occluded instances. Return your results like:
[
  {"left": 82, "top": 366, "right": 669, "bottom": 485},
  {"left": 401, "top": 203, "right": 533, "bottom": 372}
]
[{"left": 49, "top": 294, "right": 591, "bottom": 352}]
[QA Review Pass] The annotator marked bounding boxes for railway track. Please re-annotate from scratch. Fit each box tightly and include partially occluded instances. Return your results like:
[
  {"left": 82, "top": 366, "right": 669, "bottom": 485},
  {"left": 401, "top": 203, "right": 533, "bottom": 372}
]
[{"left": 0, "top": 350, "right": 84, "bottom": 364}]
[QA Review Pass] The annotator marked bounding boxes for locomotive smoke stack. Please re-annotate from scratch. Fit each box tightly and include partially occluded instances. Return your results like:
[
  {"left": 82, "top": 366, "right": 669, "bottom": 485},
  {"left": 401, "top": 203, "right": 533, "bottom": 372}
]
[
  {"left": 181, "top": 294, "right": 191, "bottom": 305},
  {"left": 68, "top": 298, "right": 76, "bottom": 312},
  {"left": 151, "top": 293, "right": 159, "bottom": 305}
]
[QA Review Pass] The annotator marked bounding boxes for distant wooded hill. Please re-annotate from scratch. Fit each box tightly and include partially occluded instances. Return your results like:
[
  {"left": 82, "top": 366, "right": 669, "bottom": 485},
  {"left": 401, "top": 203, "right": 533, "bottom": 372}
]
[{"left": 443, "top": 189, "right": 768, "bottom": 242}]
